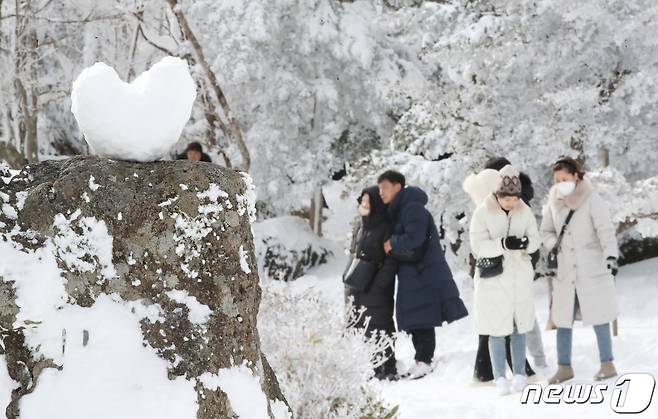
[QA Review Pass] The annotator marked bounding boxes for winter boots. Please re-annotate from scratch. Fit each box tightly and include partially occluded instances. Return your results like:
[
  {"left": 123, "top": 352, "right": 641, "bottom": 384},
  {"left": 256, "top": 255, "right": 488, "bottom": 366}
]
[
  {"left": 594, "top": 361, "right": 618, "bottom": 381},
  {"left": 548, "top": 365, "right": 575, "bottom": 384},
  {"left": 548, "top": 362, "right": 617, "bottom": 383}
]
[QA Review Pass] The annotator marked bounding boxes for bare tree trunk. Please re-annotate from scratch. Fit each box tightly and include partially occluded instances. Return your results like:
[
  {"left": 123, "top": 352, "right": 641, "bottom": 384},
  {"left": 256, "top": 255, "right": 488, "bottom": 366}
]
[
  {"left": 13, "top": 1, "right": 38, "bottom": 163},
  {"left": 16, "top": 78, "right": 38, "bottom": 163},
  {"left": 310, "top": 186, "right": 323, "bottom": 237},
  {"left": 199, "top": 82, "right": 232, "bottom": 168},
  {"left": 601, "top": 147, "right": 610, "bottom": 168},
  {"left": 125, "top": 10, "right": 143, "bottom": 81},
  {"left": 165, "top": 0, "right": 251, "bottom": 171}
]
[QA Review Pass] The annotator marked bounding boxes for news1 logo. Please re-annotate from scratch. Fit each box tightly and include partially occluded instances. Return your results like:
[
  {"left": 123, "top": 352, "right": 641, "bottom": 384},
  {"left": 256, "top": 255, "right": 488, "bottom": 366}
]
[{"left": 520, "top": 373, "right": 656, "bottom": 413}]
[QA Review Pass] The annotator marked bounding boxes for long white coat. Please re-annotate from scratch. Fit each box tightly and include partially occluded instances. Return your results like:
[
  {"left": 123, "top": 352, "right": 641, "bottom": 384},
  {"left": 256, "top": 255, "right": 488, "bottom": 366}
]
[
  {"left": 469, "top": 194, "right": 540, "bottom": 337},
  {"left": 540, "top": 178, "right": 619, "bottom": 328}
]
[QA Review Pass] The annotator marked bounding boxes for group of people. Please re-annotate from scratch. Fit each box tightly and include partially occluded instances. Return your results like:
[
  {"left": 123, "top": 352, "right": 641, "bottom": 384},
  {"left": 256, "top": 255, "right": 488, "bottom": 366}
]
[{"left": 343, "top": 156, "right": 620, "bottom": 396}]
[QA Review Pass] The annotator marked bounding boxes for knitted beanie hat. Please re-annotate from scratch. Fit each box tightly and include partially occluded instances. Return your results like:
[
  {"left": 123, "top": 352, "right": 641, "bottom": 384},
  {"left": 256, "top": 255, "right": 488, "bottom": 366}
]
[{"left": 496, "top": 165, "right": 522, "bottom": 197}]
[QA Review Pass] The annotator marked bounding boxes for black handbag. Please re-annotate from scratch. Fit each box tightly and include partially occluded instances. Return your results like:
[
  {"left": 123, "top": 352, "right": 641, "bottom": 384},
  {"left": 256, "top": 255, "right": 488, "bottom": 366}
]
[
  {"left": 476, "top": 255, "right": 504, "bottom": 278},
  {"left": 389, "top": 215, "right": 435, "bottom": 263},
  {"left": 343, "top": 258, "right": 378, "bottom": 292},
  {"left": 547, "top": 210, "right": 575, "bottom": 270}
]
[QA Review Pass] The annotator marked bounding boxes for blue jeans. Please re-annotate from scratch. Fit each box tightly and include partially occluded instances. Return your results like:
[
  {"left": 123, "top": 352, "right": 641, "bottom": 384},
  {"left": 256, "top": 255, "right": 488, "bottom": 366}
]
[
  {"left": 556, "top": 295, "right": 614, "bottom": 366},
  {"left": 557, "top": 323, "right": 613, "bottom": 366},
  {"left": 489, "top": 323, "right": 526, "bottom": 379}
]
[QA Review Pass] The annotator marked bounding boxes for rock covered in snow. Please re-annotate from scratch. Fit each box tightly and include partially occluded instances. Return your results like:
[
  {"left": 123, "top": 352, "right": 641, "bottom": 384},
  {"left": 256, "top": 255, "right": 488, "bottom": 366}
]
[
  {"left": 0, "top": 156, "right": 289, "bottom": 419},
  {"left": 254, "top": 216, "right": 334, "bottom": 282},
  {"left": 71, "top": 57, "right": 197, "bottom": 162}
]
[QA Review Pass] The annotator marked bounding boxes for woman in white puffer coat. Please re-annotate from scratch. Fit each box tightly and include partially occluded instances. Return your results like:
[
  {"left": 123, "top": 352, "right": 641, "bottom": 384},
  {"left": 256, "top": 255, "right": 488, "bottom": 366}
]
[
  {"left": 541, "top": 157, "right": 619, "bottom": 384},
  {"left": 468, "top": 165, "right": 541, "bottom": 395}
]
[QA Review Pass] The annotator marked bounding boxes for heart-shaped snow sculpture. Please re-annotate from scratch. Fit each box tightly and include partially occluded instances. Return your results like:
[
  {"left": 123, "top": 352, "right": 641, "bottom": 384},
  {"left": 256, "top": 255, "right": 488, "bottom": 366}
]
[{"left": 71, "top": 56, "right": 197, "bottom": 162}]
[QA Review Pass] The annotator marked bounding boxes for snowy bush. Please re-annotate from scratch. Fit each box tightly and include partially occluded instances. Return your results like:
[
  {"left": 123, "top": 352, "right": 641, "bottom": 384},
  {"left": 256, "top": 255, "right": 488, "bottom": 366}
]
[
  {"left": 258, "top": 284, "right": 398, "bottom": 419},
  {"left": 588, "top": 168, "right": 658, "bottom": 264},
  {"left": 253, "top": 216, "right": 335, "bottom": 282}
]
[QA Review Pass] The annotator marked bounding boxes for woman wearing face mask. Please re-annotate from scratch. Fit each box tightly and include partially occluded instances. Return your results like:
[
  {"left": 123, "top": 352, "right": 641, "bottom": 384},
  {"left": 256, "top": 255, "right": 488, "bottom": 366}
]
[
  {"left": 469, "top": 165, "right": 541, "bottom": 395},
  {"left": 344, "top": 186, "right": 398, "bottom": 380},
  {"left": 541, "top": 157, "right": 619, "bottom": 384}
]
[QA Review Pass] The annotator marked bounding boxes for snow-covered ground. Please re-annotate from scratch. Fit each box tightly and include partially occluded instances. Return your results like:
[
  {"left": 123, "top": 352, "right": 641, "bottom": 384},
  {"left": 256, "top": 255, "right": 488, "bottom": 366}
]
[
  {"left": 288, "top": 244, "right": 658, "bottom": 418},
  {"left": 282, "top": 181, "right": 658, "bottom": 419}
]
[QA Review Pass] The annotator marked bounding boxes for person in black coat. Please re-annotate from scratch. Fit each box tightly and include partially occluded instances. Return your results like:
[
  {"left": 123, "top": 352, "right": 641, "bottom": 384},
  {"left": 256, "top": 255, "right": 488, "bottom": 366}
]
[
  {"left": 344, "top": 186, "right": 398, "bottom": 380},
  {"left": 472, "top": 156, "right": 547, "bottom": 382},
  {"left": 378, "top": 170, "right": 468, "bottom": 379}
]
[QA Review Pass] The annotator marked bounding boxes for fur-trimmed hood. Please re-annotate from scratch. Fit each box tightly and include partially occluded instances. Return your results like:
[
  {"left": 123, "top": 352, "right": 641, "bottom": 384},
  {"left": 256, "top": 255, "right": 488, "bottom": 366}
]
[
  {"left": 463, "top": 169, "right": 501, "bottom": 206},
  {"left": 548, "top": 177, "right": 594, "bottom": 210}
]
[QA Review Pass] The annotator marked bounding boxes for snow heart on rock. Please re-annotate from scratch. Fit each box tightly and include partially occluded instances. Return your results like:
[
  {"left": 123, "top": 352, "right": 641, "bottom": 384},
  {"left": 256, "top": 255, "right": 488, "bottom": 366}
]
[{"left": 71, "top": 56, "right": 197, "bottom": 162}]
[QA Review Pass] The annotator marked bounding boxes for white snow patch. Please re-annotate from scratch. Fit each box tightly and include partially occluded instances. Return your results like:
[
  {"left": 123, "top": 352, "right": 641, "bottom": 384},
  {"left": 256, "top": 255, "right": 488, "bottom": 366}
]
[
  {"left": 237, "top": 172, "right": 258, "bottom": 223},
  {"left": 239, "top": 245, "right": 252, "bottom": 274},
  {"left": 15, "top": 190, "right": 28, "bottom": 210},
  {"left": 53, "top": 212, "right": 117, "bottom": 280},
  {"left": 634, "top": 218, "right": 658, "bottom": 238},
  {"left": 125, "top": 299, "right": 165, "bottom": 323},
  {"left": 198, "top": 364, "right": 269, "bottom": 419},
  {"left": 88, "top": 175, "right": 100, "bottom": 191},
  {"left": 166, "top": 290, "right": 211, "bottom": 324},
  {"left": 0, "top": 239, "right": 68, "bottom": 329},
  {"left": 18, "top": 294, "right": 198, "bottom": 419},
  {"left": 270, "top": 399, "right": 292, "bottom": 419},
  {"left": 197, "top": 183, "right": 229, "bottom": 215},
  {"left": 159, "top": 196, "right": 179, "bottom": 207},
  {"left": 0, "top": 356, "right": 19, "bottom": 409}
]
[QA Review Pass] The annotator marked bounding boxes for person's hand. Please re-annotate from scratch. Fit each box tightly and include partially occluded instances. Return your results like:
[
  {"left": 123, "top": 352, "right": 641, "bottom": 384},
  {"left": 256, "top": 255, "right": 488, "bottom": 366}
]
[
  {"left": 502, "top": 236, "right": 529, "bottom": 250},
  {"left": 606, "top": 257, "right": 618, "bottom": 276},
  {"left": 384, "top": 240, "right": 392, "bottom": 254}
]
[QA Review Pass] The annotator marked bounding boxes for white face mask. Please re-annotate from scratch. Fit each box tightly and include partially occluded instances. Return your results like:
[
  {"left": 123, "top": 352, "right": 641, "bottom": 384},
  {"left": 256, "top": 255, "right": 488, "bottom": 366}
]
[
  {"left": 358, "top": 206, "right": 371, "bottom": 216},
  {"left": 556, "top": 180, "right": 576, "bottom": 196}
]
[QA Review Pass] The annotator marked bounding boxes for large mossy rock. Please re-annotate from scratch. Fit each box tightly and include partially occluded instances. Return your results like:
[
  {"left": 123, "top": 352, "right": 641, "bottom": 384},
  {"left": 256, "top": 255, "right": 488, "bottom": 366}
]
[{"left": 0, "top": 156, "right": 290, "bottom": 419}]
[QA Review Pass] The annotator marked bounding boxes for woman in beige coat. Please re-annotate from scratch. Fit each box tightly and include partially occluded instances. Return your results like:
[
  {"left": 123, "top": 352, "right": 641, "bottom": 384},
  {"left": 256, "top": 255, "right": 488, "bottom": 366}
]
[
  {"left": 541, "top": 157, "right": 619, "bottom": 384},
  {"left": 469, "top": 165, "right": 541, "bottom": 395}
]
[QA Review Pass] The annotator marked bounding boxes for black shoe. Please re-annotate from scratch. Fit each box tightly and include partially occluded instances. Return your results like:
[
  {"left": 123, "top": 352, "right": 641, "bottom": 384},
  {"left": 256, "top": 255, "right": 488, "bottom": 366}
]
[{"left": 375, "top": 371, "right": 399, "bottom": 381}]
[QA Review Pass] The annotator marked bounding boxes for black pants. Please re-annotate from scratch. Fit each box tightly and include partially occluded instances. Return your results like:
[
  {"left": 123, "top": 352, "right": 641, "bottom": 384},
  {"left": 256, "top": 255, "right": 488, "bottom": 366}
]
[
  {"left": 473, "top": 334, "right": 535, "bottom": 382},
  {"left": 410, "top": 328, "right": 435, "bottom": 364}
]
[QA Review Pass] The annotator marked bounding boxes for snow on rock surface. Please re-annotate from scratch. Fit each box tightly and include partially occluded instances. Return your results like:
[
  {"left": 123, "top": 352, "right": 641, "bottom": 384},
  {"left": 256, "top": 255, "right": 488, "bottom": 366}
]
[
  {"left": 70, "top": 56, "right": 196, "bottom": 162},
  {"left": 198, "top": 363, "right": 291, "bottom": 419},
  {"left": 19, "top": 295, "right": 199, "bottom": 419},
  {"left": 0, "top": 156, "right": 289, "bottom": 418}
]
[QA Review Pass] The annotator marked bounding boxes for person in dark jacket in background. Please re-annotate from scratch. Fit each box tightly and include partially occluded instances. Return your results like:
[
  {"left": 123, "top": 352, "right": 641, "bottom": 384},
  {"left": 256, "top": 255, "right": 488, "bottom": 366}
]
[
  {"left": 177, "top": 142, "right": 212, "bottom": 163},
  {"left": 471, "top": 157, "right": 547, "bottom": 383},
  {"left": 344, "top": 186, "right": 398, "bottom": 381},
  {"left": 378, "top": 170, "right": 469, "bottom": 380}
]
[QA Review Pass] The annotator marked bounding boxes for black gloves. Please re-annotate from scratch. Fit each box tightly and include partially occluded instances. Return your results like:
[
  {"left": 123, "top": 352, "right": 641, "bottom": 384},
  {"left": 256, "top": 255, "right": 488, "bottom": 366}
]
[
  {"left": 607, "top": 257, "right": 618, "bottom": 276},
  {"left": 502, "top": 236, "right": 529, "bottom": 250}
]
